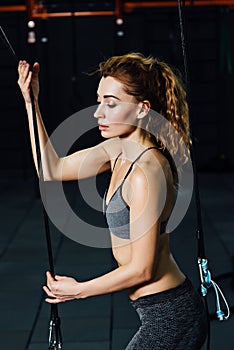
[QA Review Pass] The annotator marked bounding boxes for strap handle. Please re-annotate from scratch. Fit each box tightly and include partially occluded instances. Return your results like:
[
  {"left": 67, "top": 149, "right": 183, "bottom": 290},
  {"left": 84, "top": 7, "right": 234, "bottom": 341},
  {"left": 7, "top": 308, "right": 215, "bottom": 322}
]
[{"left": 198, "top": 258, "right": 230, "bottom": 321}]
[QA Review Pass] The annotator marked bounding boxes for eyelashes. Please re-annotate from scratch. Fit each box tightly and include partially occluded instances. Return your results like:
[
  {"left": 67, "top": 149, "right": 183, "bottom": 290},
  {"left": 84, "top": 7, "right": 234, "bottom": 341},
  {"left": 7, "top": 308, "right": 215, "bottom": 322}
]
[
  {"left": 97, "top": 101, "right": 117, "bottom": 109},
  {"left": 107, "top": 103, "right": 116, "bottom": 109}
]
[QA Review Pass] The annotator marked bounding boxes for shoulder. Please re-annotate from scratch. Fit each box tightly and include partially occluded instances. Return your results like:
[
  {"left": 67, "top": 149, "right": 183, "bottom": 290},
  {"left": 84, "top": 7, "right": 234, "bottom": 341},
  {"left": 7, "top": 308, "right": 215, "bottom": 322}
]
[
  {"left": 132, "top": 148, "right": 170, "bottom": 186},
  {"left": 140, "top": 147, "right": 174, "bottom": 188},
  {"left": 98, "top": 137, "right": 122, "bottom": 160},
  {"left": 131, "top": 163, "right": 166, "bottom": 195},
  {"left": 126, "top": 154, "right": 167, "bottom": 208}
]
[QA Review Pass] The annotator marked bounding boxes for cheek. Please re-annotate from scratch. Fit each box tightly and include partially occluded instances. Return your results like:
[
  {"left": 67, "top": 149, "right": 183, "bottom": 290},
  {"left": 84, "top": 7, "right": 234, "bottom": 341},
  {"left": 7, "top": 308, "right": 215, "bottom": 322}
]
[
  {"left": 105, "top": 108, "right": 120, "bottom": 121},
  {"left": 107, "top": 104, "right": 138, "bottom": 124}
]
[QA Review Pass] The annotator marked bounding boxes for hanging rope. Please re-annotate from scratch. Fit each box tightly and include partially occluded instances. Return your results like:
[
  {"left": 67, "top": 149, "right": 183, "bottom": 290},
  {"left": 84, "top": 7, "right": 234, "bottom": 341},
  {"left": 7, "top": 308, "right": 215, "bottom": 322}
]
[
  {"left": 176, "top": 2, "right": 230, "bottom": 349},
  {"left": 0, "top": 25, "right": 63, "bottom": 350}
]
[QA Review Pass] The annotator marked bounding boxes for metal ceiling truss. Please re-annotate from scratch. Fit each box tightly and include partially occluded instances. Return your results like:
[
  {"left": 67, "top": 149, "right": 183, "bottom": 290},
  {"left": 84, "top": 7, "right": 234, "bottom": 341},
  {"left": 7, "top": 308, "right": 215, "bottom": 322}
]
[{"left": 0, "top": 1, "right": 233, "bottom": 19}]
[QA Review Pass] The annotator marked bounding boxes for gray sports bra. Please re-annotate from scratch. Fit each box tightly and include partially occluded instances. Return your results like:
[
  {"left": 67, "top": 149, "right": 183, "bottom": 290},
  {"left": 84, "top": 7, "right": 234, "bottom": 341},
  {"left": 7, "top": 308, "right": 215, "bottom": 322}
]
[{"left": 103, "top": 147, "right": 170, "bottom": 239}]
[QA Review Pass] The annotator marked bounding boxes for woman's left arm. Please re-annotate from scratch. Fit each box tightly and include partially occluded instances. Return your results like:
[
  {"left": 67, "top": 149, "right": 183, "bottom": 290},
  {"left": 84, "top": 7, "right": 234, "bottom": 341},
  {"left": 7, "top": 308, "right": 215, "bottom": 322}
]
[{"left": 43, "top": 166, "right": 167, "bottom": 303}]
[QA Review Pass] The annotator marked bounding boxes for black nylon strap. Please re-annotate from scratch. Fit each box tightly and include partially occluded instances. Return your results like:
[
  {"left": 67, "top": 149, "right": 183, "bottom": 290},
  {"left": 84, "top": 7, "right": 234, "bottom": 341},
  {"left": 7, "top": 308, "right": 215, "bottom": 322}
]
[
  {"left": 30, "top": 84, "right": 63, "bottom": 350},
  {"left": 177, "top": 2, "right": 210, "bottom": 349},
  {"left": 177, "top": 0, "right": 206, "bottom": 259}
]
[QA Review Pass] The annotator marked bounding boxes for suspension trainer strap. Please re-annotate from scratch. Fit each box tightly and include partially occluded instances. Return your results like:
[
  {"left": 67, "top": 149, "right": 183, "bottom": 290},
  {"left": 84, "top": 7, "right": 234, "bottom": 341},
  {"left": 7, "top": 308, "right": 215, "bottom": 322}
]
[
  {"left": 30, "top": 88, "right": 63, "bottom": 350},
  {"left": 177, "top": 2, "right": 230, "bottom": 349},
  {"left": 0, "top": 24, "right": 63, "bottom": 349}
]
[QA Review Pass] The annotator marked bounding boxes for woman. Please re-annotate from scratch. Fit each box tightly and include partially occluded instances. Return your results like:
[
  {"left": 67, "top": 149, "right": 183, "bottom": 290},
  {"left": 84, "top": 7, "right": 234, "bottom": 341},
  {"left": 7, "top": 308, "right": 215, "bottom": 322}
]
[{"left": 18, "top": 53, "right": 207, "bottom": 349}]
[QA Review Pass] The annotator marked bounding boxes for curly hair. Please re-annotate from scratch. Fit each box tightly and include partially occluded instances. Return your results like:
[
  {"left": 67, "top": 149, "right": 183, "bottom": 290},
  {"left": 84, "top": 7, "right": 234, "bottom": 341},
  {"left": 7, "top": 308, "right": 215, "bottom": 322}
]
[{"left": 99, "top": 53, "right": 191, "bottom": 166}]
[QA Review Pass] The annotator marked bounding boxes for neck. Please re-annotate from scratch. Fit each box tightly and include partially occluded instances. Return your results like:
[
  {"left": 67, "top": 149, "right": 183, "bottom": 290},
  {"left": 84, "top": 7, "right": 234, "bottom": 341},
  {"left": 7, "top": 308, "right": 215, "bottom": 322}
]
[{"left": 119, "top": 127, "right": 154, "bottom": 161}]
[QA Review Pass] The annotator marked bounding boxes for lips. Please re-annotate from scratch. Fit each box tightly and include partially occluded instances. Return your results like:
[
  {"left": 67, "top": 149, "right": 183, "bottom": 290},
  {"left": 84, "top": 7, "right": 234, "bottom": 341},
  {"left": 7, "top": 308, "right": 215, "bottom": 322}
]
[{"left": 98, "top": 124, "right": 109, "bottom": 130}]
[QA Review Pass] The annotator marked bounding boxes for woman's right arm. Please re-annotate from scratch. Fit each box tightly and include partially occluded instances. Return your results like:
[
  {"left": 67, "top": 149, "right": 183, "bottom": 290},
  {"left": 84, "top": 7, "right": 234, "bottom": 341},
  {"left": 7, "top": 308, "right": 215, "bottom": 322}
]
[{"left": 18, "top": 60, "right": 112, "bottom": 181}]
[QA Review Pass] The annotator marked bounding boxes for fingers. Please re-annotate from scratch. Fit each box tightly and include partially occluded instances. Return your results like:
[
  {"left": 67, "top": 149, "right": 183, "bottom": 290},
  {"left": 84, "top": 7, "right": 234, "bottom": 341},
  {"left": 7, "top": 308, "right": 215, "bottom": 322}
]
[
  {"left": 18, "top": 60, "right": 39, "bottom": 82},
  {"left": 46, "top": 271, "right": 56, "bottom": 290},
  {"left": 44, "top": 271, "right": 78, "bottom": 304},
  {"left": 43, "top": 285, "right": 74, "bottom": 304},
  {"left": 45, "top": 271, "right": 67, "bottom": 296},
  {"left": 46, "top": 270, "right": 55, "bottom": 280},
  {"left": 17, "top": 60, "right": 40, "bottom": 102},
  {"left": 43, "top": 284, "right": 62, "bottom": 304},
  {"left": 45, "top": 296, "right": 74, "bottom": 304},
  {"left": 18, "top": 60, "right": 30, "bottom": 75},
  {"left": 54, "top": 275, "right": 66, "bottom": 281},
  {"left": 32, "top": 62, "right": 40, "bottom": 75},
  {"left": 18, "top": 61, "right": 32, "bottom": 91},
  {"left": 45, "top": 298, "right": 63, "bottom": 304},
  {"left": 43, "top": 285, "right": 56, "bottom": 298},
  {"left": 46, "top": 271, "right": 66, "bottom": 283},
  {"left": 18, "top": 60, "right": 39, "bottom": 71}
]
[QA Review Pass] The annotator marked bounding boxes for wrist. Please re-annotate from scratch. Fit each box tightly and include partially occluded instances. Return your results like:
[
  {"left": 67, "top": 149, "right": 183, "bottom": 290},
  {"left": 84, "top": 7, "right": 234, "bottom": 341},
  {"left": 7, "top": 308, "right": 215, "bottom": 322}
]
[
  {"left": 75, "top": 281, "right": 90, "bottom": 300},
  {"left": 25, "top": 96, "right": 38, "bottom": 106}
]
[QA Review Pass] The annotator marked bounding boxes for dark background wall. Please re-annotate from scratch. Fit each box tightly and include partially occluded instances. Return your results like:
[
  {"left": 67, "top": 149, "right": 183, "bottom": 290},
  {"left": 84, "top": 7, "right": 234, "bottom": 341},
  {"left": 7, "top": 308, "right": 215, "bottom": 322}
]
[{"left": 0, "top": 4, "right": 234, "bottom": 176}]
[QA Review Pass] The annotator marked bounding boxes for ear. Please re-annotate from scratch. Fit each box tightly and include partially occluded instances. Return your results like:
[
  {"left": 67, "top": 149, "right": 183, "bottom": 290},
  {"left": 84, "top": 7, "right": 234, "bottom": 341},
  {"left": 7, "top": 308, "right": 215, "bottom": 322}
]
[{"left": 137, "top": 100, "right": 151, "bottom": 119}]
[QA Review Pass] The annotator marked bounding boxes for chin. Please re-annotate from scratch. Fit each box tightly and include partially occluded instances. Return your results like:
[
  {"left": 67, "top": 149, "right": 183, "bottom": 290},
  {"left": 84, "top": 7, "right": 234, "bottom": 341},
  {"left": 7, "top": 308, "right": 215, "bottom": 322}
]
[{"left": 100, "top": 130, "right": 117, "bottom": 139}]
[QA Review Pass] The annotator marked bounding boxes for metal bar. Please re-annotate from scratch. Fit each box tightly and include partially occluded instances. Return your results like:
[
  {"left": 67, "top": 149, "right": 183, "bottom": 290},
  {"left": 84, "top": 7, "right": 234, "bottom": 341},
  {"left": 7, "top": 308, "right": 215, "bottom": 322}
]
[
  {"left": 1, "top": 1, "right": 234, "bottom": 16},
  {"left": 31, "top": 11, "right": 116, "bottom": 19},
  {"left": 124, "top": 0, "right": 234, "bottom": 11},
  {"left": 0, "top": 5, "right": 26, "bottom": 12},
  {"left": 25, "top": 0, "right": 34, "bottom": 20},
  {"left": 116, "top": 0, "right": 123, "bottom": 20}
]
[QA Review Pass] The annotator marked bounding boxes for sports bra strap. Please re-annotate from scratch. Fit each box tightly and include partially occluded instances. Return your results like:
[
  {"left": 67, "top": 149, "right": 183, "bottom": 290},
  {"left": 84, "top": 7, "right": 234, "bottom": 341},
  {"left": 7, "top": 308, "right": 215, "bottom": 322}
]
[
  {"left": 112, "top": 152, "right": 122, "bottom": 171},
  {"left": 112, "top": 147, "right": 158, "bottom": 188},
  {"left": 123, "top": 147, "right": 158, "bottom": 182}
]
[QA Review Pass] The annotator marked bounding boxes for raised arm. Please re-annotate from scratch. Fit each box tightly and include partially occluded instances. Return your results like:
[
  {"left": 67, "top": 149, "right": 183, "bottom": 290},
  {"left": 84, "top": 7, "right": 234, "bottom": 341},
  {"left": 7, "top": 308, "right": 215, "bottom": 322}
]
[{"left": 18, "top": 61, "right": 112, "bottom": 181}]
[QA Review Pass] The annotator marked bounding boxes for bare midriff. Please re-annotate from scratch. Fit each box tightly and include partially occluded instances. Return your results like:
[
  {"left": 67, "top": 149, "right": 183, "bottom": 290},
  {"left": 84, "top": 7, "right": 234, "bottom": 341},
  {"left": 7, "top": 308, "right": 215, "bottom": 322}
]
[{"left": 112, "top": 233, "right": 186, "bottom": 301}]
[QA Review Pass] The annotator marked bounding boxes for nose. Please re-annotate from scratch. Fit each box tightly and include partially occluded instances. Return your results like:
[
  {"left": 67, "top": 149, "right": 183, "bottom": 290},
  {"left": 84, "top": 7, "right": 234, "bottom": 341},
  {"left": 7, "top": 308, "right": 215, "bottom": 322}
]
[{"left": 94, "top": 103, "right": 105, "bottom": 119}]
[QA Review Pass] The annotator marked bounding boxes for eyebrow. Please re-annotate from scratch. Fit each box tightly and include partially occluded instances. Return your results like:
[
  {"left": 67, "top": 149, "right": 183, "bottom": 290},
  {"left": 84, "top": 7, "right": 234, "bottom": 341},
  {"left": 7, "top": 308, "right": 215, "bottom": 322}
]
[{"left": 97, "top": 94, "right": 120, "bottom": 100}]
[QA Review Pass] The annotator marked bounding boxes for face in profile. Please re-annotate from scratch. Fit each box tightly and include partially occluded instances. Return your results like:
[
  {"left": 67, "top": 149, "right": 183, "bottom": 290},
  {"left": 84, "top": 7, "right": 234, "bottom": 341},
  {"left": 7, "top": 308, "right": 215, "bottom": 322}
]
[{"left": 94, "top": 76, "right": 142, "bottom": 139}]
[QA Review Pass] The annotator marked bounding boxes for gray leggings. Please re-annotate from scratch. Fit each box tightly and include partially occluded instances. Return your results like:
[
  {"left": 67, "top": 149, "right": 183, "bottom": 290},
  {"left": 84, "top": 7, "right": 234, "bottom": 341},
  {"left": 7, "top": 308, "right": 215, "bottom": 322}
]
[{"left": 126, "top": 277, "right": 207, "bottom": 350}]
